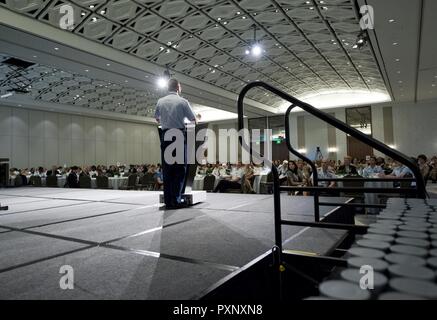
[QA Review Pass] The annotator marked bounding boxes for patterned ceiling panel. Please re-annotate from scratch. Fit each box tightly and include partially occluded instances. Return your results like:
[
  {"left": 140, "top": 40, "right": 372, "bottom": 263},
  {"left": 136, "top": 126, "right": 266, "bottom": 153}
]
[
  {"left": 0, "top": 0, "right": 388, "bottom": 112},
  {"left": 0, "top": 54, "right": 160, "bottom": 117}
]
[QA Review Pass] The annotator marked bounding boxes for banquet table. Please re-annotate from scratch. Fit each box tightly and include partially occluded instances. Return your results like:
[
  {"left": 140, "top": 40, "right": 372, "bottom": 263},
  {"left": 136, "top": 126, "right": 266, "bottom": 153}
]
[
  {"left": 41, "top": 176, "right": 67, "bottom": 188},
  {"left": 336, "top": 174, "right": 392, "bottom": 214},
  {"left": 91, "top": 176, "right": 129, "bottom": 190},
  {"left": 364, "top": 179, "right": 393, "bottom": 214}
]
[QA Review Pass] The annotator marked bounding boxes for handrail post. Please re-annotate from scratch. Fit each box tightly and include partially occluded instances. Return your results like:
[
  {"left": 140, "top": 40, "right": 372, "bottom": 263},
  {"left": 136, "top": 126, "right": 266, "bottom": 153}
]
[
  {"left": 285, "top": 107, "right": 320, "bottom": 222},
  {"left": 271, "top": 165, "right": 283, "bottom": 252}
]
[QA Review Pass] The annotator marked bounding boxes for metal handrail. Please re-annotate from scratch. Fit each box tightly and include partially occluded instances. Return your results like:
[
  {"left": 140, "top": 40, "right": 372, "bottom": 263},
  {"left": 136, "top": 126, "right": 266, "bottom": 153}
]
[{"left": 237, "top": 81, "right": 428, "bottom": 252}]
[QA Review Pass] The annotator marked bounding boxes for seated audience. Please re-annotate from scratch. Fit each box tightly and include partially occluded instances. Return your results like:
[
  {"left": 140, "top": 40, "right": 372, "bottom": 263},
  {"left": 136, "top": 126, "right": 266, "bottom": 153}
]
[
  {"left": 362, "top": 156, "right": 384, "bottom": 177},
  {"left": 67, "top": 166, "right": 80, "bottom": 188},
  {"left": 311, "top": 159, "right": 336, "bottom": 188},
  {"left": 213, "top": 162, "right": 244, "bottom": 193},
  {"left": 337, "top": 156, "right": 358, "bottom": 175},
  {"left": 417, "top": 154, "right": 430, "bottom": 182}
]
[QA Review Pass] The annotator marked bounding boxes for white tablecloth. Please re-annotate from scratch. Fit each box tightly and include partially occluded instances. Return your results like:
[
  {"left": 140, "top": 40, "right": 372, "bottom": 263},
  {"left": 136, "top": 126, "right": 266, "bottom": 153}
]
[
  {"left": 192, "top": 176, "right": 205, "bottom": 190},
  {"left": 192, "top": 175, "right": 221, "bottom": 191},
  {"left": 91, "top": 177, "right": 128, "bottom": 190},
  {"left": 364, "top": 180, "right": 392, "bottom": 214},
  {"left": 253, "top": 174, "right": 268, "bottom": 194}
]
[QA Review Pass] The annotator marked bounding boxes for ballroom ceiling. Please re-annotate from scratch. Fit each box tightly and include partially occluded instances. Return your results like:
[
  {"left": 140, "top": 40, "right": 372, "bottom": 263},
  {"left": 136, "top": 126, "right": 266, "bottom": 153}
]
[{"left": 0, "top": 0, "right": 389, "bottom": 116}]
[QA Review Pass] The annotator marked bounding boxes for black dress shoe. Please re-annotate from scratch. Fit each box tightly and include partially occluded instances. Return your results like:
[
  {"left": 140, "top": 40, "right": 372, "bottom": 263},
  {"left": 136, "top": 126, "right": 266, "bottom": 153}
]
[
  {"left": 162, "top": 204, "right": 177, "bottom": 210},
  {"left": 174, "top": 202, "right": 189, "bottom": 209}
]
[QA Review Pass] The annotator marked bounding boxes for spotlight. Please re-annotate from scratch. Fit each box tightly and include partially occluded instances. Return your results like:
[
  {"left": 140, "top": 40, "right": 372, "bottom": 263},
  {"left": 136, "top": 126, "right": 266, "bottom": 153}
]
[
  {"left": 157, "top": 67, "right": 172, "bottom": 89},
  {"left": 157, "top": 77, "right": 168, "bottom": 89},
  {"left": 245, "top": 26, "right": 264, "bottom": 58},
  {"left": 251, "top": 44, "right": 263, "bottom": 57}
]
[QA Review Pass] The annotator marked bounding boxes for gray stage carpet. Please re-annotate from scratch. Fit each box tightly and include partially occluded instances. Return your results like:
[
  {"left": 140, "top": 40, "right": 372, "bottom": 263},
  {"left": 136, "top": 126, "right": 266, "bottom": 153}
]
[{"left": 0, "top": 188, "right": 350, "bottom": 299}]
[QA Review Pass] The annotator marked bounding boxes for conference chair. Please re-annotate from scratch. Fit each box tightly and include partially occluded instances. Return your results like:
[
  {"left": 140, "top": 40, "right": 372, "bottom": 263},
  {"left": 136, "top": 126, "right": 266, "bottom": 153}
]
[
  {"left": 14, "top": 176, "right": 23, "bottom": 187},
  {"left": 79, "top": 175, "right": 92, "bottom": 189},
  {"left": 203, "top": 175, "right": 216, "bottom": 192},
  {"left": 340, "top": 175, "right": 364, "bottom": 198},
  {"left": 259, "top": 171, "right": 274, "bottom": 194},
  {"left": 122, "top": 174, "right": 138, "bottom": 190},
  {"left": 137, "top": 173, "right": 155, "bottom": 190},
  {"left": 96, "top": 176, "right": 109, "bottom": 189},
  {"left": 46, "top": 175, "right": 58, "bottom": 187},
  {"left": 29, "top": 175, "right": 42, "bottom": 187}
]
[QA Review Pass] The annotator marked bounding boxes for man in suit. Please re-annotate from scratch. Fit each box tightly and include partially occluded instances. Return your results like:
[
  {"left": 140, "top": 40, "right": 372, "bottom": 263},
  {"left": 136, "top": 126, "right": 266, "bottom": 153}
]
[
  {"left": 155, "top": 79, "right": 197, "bottom": 209},
  {"left": 67, "top": 166, "right": 80, "bottom": 188},
  {"left": 337, "top": 156, "right": 358, "bottom": 175}
]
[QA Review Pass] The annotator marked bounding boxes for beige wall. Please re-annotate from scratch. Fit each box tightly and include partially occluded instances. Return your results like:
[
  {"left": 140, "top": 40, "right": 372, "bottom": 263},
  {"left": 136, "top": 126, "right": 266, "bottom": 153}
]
[
  {"left": 0, "top": 105, "right": 161, "bottom": 169},
  {"left": 209, "top": 99, "right": 437, "bottom": 162}
]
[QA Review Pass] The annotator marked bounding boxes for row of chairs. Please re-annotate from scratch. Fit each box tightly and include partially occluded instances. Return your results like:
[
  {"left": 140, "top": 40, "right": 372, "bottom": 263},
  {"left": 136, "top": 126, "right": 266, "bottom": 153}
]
[
  {"left": 200, "top": 174, "right": 274, "bottom": 193},
  {"left": 25, "top": 173, "right": 161, "bottom": 190}
]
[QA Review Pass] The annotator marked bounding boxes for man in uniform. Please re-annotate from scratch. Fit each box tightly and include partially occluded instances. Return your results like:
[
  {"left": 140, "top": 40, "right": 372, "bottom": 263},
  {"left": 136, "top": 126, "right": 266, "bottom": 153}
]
[{"left": 155, "top": 79, "right": 197, "bottom": 209}]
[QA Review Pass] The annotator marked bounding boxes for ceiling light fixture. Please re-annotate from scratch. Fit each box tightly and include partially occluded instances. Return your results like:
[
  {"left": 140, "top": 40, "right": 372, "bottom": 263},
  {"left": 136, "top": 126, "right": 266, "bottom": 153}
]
[
  {"left": 157, "top": 66, "right": 172, "bottom": 89},
  {"left": 245, "top": 25, "right": 264, "bottom": 58},
  {"left": 0, "top": 92, "right": 13, "bottom": 99}
]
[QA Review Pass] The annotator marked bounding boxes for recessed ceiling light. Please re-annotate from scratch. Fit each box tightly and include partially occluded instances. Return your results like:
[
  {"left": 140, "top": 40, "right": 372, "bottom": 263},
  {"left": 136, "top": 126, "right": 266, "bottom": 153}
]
[
  {"left": 389, "top": 19, "right": 395, "bottom": 23},
  {"left": 32, "top": 55, "right": 37, "bottom": 58},
  {"left": 309, "top": 7, "right": 314, "bottom": 10},
  {"left": 236, "top": 11, "right": 241, "bottom": 15},
  {"left": 89, "top": 5, "right": 94, "bottom": 9},
  {"left": 54, "top": 47, "right": 59, "bottom": 50},
  {"left": 100, "top": 10, "right": 106, "bottom": 14},
  {"left": 91, "top": 17, "right": 97, "bottom": 22},
  {"left": 432, "top": 84, "right": 436, "bottom": 87},
  {"left": 125, "top": 80, "right": 128, "bottom": 83},
  {"left": 85, "top": 69, "right": 89, "bottom": 72},
  {"left": 395, "top": 58, "right": 400, "bottom": 62},
  {"left": 106, "top": 63, "right": 110, "bottom": 66},
  {"left": 397, "top": 71, "right": 401, "bottom": 74},
  {"left": 393, "top": 42, "right": 398, "bottom": 46},
  {"left": 217, "top": 17, "right": 221, "bottom": 21}
]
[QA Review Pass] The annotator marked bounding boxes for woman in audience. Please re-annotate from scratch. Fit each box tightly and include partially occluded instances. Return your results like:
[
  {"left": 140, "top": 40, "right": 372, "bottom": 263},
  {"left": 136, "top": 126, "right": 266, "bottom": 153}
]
[
  {"left": 278, "top": 160, "right": 288, "bottom": 184},
  {"left": 430, "top": 156, "right": 437, "bottom": 183},
  {"left": 417, "top": 154, "right": 430, "bottom": 183},
  {"left": 242, "top": 164, "right": 256, "bottom": 194},
  {"left": 286, "top": 161, "right": 304, "bottom": 195},
  {"left": 211, "top": 163, "right": 221, "bottom": 177}
]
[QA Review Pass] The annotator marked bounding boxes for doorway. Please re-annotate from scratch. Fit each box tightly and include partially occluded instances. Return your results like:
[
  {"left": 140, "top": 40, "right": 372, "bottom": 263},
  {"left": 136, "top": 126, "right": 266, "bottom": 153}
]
[{"left": 345, "top": 106, "right": 373, "bottom": 160}]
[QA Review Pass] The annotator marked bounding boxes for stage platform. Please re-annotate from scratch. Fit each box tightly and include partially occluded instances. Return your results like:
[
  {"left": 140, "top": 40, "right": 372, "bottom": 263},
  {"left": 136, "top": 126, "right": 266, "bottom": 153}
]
[{"left": 0, "top": 188, "right": 352, "bottom": 299}]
